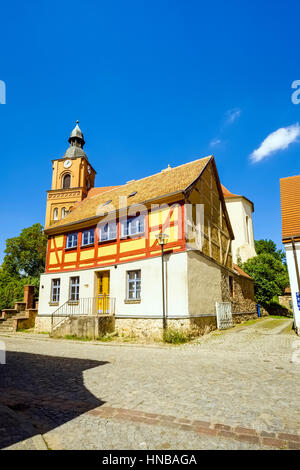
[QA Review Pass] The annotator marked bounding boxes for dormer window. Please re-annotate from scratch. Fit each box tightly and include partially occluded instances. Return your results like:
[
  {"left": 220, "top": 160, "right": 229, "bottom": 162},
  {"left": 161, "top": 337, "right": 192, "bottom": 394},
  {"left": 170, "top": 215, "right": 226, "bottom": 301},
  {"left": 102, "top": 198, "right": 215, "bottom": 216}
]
[
  {"left": 62, "top": 173, "right": 71, "bottom": 189},
  {"left": 121, "top": 215, "right": 145, "bottom": 237}
]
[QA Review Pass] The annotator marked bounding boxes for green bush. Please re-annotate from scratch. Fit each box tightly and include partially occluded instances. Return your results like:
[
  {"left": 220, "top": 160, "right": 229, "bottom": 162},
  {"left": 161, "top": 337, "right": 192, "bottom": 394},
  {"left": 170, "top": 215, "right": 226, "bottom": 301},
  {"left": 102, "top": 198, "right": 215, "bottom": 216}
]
[{"left": 162, "top": 327, "right": 192, "bottom": 344}]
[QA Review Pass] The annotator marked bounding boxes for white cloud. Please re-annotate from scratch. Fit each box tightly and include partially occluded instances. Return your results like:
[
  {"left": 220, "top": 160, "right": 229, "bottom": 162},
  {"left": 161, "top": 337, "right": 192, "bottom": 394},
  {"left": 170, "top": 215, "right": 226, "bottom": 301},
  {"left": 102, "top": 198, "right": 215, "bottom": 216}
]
[
  {"left": 224, "top": 108, "right": 241, "bottom": 125},
  {"left": 250, "top": 123, "right": 300, "bottom": 163},
  {"left": 210, "top": 138, "right": 222, "bottom": 147}
]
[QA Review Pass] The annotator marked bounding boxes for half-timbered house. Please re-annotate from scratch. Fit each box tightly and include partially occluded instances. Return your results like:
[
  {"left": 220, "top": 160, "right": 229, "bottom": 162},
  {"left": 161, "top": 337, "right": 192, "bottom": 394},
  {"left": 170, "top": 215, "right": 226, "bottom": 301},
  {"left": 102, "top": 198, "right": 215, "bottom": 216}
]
[{"left": 36, "top": 123, "right": 256, "bottom": 335}]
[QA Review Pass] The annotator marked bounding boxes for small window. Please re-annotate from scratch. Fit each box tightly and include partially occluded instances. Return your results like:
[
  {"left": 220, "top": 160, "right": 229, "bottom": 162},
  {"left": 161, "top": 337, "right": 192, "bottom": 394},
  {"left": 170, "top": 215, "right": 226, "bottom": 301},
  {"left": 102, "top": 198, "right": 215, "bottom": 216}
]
[
  {"left": 62, "top": 173, "right": 71, "bottom": 189},
  {"left": 66, "top": 232, "right": 78, "bottom": 249},
  {"left": 127, "top": 270, "right": 141, "bottom": 300},
  {"left": 229, "top": 276, "right": 234, "bottom": 297},
  {"left": 246, "top": 216, "right": 250, "bottom": 243},
  {"left": 128, "top": 191, "right": 137, "bottom": 198},
  {"left": 103, "top": 199, "right": 112, "bottom": 206},
  {"left": 53, "top": 208, "right": 59, "bottom": 221},
  {"left": 121, "top": 215, "right": 145, "bottom": 238},
  {"left": 82, "top": 229, "right": 95, "bottom": 246},
  {"left": 61, "top": 207, "right": 66, "bottom": 219},
  {"left": 69, "top": 276, "right": 80, "bottom": 302},
  {"left": 51, "top": 279, "right": 60, "bottom": 302},
  {"left": 99, "top": 222, "right": 117, "bottom": 242}
]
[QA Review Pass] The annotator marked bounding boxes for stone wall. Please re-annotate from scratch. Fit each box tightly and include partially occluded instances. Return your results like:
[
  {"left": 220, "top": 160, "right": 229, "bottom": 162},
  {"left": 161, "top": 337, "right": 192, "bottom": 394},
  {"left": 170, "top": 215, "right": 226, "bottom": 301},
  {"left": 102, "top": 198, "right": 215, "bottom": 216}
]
[
  {"left": 51, "top": 315, "right": 115, "bottom": 339},
  {"left": 278, "top": 295, "right": 292, "bottom": 310},
  {"left": 115, "top": 313, "right": 258, "bottom": 339},
  {"left": 35, "top": 315, "right": 53, "bottom": 333},
  {"left": 115, "top": 316, "right": 217, "bottom": 338},
  {"left": 220, "top": 269, "right": 256, "bottom": 314},
  {"left": 15, "top": 309, "right": 38, "bottom": 330}
]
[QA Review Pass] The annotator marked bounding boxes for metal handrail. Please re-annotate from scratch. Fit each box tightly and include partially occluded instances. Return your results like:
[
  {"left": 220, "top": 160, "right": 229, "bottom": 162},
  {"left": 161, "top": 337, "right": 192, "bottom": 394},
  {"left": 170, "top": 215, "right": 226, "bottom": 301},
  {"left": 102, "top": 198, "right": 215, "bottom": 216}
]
[{"left": 51, "top": 296, "right": 116, "bottom": 332}]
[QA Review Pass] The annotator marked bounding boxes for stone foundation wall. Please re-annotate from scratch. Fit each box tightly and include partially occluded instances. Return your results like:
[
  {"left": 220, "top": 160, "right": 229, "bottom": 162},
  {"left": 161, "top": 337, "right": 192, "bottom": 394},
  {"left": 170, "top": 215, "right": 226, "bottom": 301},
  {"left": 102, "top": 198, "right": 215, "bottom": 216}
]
[
  {"left": 115, "top": 316, "right": 218, "bottom": 338},
  {"left": 232, "top": 312, "right": 258, "bottom": 324},
  {"left": 35, "top": 315, "right": 54, "bottom": 333},
  {"left": 115, "top": 312, "right": 258, "bottom": 339},
  {"left": 36, "top": 314, "right": 115, "bottom": 339},
  {"left": 221, "top": 269, "right": 256, "bottom": 314}
]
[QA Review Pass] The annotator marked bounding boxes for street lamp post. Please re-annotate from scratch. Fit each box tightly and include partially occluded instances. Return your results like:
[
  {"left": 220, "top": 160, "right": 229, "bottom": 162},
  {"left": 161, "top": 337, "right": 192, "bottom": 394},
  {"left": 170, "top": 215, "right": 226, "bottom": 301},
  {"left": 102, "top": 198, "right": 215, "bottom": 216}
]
[{"left": 155, "top": 233, "right": 169, "bottom": 330}]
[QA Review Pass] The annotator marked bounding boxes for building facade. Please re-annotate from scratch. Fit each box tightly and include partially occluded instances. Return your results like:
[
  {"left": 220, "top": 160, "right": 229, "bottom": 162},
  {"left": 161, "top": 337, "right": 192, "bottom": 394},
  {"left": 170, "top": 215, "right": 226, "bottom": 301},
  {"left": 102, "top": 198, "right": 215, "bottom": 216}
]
[
  {"left": 280, "top": 175, "right": 300, "bottom": 334},
  {"left": 36, "top": 124, "right": 256, "bottom": 334},
  {"left": 222, "top": 185, "right": 256, "bottom": 264}
]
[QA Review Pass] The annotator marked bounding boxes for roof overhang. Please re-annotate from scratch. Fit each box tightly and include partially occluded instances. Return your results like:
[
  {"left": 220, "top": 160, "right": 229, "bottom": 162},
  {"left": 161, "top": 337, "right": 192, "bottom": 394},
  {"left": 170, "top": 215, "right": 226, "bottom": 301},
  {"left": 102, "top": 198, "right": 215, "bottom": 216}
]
[
  {"left": 44, "top": 190, "right": 185, "bottom": 235},
  {"left": 223, "top": 195, "right": 254, "bottom": 212}
]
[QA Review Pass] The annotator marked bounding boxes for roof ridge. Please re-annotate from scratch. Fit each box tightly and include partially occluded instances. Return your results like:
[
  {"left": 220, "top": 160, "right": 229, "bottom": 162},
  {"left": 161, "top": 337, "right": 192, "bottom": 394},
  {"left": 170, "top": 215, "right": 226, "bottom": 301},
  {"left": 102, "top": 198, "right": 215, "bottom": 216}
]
[
  {"left": 46, "top": 155, "right": 213, "bottom": 232},
  {"left": 87, "top": 156, "right": 212, "bottom": 200}
]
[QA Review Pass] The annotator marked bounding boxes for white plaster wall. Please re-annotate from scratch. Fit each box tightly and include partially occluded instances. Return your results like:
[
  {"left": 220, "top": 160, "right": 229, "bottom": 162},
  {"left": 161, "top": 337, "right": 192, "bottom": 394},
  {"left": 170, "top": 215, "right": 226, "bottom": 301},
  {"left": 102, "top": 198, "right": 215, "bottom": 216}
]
[
  {"left": 38, "top": 269, "right": 95, "bottom": 316},
  {"left": 285, "top": 243, "right": 300, "bottom": 329},
  {"left": 225, "top": 198, "right": 256, "bottom": 263},
  {"left": 38, "top": 252, "right": 189, "bottom": 318}
]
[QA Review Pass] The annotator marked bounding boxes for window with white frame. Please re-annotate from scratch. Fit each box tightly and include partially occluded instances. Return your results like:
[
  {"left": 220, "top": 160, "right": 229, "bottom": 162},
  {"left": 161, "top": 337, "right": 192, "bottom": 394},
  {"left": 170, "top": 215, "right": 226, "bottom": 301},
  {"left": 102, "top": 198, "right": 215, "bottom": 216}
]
[
  {"left": 99, "top": 221, "right": 117, "bottom": 242},
  {"left": 66, "top": 232, "right": 78, "bottom": 249},
  {"left": 69, "top": 276, "right": 80, "bottom": 302},
  {"left": 127, "top": 270, "right": 141, "bottom": 300},
  {"left": 82, "top": 228, "right": 95, "bottom": 246},
  {"left": 61, "top": 207, "right": 66, "bottom": 219},
  {"left": 121, "top": 215, "right": 145, "bottom": 238},
  {"left": 53, "top": 208, "right": 58, "bottom": 221},
  {"left": 51, "top": 278, "right": 60, "bottom": 302}
]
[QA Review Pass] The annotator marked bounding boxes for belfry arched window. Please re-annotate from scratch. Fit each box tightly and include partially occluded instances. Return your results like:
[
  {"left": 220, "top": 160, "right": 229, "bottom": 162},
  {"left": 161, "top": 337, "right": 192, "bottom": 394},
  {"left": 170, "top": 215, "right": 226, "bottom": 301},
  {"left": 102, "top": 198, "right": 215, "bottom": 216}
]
[
  {"left": 61, "top": 207, "right": 66, "bottom": 219},
  {"left": 62, "top": 173, "right": 71, "bottom": 189},
  {"left": 53, "top": 208, "right": 58, "bottom": 221}
]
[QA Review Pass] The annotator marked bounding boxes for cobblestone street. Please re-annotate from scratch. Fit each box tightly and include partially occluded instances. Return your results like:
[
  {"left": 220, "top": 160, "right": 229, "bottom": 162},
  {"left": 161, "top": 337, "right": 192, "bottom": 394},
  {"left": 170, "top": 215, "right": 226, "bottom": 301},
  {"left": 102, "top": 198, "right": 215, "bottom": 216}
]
[{"left": 0, "top": 318, "right": 299, "bottom": 450}]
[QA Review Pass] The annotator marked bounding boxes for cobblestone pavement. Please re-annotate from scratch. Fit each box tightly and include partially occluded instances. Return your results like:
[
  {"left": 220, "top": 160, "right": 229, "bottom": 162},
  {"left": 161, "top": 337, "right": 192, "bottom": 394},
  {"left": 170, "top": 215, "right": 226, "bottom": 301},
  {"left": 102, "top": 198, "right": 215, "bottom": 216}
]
[{"left": 0, "top": 317, "right": 300, "bottom": 450}]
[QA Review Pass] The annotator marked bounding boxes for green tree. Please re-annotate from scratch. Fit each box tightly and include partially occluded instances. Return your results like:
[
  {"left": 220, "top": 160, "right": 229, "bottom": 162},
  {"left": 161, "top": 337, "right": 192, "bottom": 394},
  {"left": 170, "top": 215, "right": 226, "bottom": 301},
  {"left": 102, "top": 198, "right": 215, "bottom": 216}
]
[
  {"left": 0, "top": 224, "right": 47, "bottom": 310},
  {"left": 255, "top": 239, "right": 286, "bottom": 264},
  {"left": 2, "top": 223, "right": 47, "bottom": 277},
  {"left": 241, "top": 240, "right": 289, "bottom": 305}
]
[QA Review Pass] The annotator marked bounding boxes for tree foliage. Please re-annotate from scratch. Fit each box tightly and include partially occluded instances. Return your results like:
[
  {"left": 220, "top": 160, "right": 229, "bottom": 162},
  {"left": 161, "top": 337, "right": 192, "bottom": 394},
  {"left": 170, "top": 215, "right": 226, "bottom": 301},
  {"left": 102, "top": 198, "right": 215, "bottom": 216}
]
[
  {"left": 254, "top": 239, "right": 286, "bottom": 264},
  {"left": 241, "top": 239, "right": 289, "bottom": 305},
  {"left": 0, "top": 224, "right": 47, "bottom": 310}
]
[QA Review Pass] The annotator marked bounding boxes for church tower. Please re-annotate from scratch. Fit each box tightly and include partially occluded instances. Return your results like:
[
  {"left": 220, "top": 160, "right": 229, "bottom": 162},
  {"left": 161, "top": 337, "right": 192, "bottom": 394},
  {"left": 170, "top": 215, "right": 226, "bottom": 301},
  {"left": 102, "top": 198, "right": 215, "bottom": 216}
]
[{"left": 45, "top": 121, "right": 96, "bottom": 228}]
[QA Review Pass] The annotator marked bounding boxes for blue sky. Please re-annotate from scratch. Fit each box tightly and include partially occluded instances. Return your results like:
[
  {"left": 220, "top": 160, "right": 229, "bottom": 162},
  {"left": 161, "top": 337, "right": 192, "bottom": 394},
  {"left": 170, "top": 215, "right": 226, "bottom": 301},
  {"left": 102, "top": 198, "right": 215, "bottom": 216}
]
[{"left": 1, "top": 0, "right": 300, "bottom": 262}]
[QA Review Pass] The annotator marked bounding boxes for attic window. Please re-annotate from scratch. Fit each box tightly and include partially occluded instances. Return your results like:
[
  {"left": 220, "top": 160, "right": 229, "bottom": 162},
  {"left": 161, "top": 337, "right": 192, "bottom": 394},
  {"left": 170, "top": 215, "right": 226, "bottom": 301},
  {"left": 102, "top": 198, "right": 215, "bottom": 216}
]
[
  {"left": 103, "top": 199, "right": 112, "bottom": 206},
  {"left": 128, "top": 191, "right": 137, "bottom": 198}
]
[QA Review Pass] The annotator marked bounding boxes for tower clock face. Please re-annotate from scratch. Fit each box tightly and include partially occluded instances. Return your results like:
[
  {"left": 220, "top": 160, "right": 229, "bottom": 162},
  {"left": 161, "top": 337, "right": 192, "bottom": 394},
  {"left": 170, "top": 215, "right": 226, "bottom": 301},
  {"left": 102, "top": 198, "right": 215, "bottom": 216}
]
[{"left": 64, "top": 159, "right": 72, "bottom": 169}]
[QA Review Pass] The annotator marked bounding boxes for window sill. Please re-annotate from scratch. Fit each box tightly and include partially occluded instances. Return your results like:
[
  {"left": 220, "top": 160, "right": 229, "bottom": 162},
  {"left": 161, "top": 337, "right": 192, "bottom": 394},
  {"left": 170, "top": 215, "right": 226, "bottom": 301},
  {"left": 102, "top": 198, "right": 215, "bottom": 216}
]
[
  {"left": 49, "top": 301, "right": 59, "bottom": 306},
  {"left": 120, "top": 233, "right": 145, "bottom": 240},
  {"left": 68, "top": 300, "right": 79, "bottom": 305},
  {"left": 98, "top": 238, "right": 117, "bottom": 244},
  {"left": 124, "top": 299, "right": 141, "bottom": 304},
  {"left": 81, "top": 243, "right": 95, "bottom": 248},
  {"left": 65, "top": 246, "right": 77, "bottom": 251}
]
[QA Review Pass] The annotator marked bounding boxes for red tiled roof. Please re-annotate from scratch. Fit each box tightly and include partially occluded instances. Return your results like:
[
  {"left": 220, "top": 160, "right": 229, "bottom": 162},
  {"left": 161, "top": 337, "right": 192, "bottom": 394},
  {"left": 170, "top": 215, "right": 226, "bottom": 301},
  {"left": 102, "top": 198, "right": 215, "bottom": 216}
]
[
  {"left": 221, "top": 185, "right": 254, "bottom": 212},
  {"left": 46, "top": 156, "right": 213, "bottom": 231},
  {"left": 86, "top": 186, "right": 121, "bottom": 199},
  {"left": 280, "top": 175, "right": 300, "bottom": 241},
  {"left": 221, "top": 184, "right": 240, "bottom": 198},
  {"left": 233, "top": 264, "right": 252, "bottom": 279}
]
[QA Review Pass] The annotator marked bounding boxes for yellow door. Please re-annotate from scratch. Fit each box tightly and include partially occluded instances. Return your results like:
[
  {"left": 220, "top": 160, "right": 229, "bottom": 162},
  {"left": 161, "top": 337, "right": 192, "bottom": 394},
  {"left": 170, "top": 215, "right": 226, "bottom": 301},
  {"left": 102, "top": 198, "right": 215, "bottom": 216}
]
[{"left": 97, "top": 271, "right": 110, "bottom": 313}]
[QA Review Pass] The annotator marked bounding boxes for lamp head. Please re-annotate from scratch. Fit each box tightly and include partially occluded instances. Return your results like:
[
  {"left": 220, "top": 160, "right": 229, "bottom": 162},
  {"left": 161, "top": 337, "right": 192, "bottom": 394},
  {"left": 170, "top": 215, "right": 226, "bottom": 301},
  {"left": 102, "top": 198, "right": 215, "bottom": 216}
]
[{"left": 155, "top": 233, "right": 168, "bottom": 246}]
